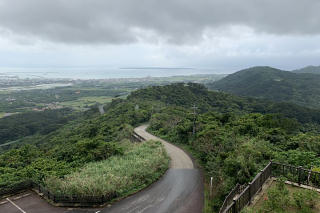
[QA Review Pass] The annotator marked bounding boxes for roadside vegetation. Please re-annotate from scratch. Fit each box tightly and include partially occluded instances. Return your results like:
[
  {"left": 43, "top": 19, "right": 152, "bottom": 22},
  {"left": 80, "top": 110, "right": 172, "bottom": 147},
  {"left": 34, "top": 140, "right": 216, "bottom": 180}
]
[
  {"left": 45, "top": 141, "right": 169, "bottom": 198},
  {"left": 242, "top": 180, "right": 320, "bottom": 213}
]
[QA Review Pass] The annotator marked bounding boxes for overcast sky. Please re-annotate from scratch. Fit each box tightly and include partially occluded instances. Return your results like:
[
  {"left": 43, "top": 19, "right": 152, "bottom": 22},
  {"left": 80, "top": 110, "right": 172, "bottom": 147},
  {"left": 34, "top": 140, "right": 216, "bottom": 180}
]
[{"left": 0, "top": 0, "right": 320, "bottom": 74}]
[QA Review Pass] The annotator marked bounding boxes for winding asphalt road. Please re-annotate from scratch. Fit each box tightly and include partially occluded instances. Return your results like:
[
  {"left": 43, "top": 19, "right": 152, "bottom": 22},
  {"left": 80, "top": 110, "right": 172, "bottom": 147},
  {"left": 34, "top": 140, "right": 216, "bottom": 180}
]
[{"left": 102, "top": 124, "right": 204, "bottom": 213}]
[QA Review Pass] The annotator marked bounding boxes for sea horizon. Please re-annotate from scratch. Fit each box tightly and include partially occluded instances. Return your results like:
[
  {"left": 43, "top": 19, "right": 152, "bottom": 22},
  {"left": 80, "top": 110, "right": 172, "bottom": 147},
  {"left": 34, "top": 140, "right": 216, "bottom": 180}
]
[{"left": 0, "top": 67, "right": 228, "bottom": 80}]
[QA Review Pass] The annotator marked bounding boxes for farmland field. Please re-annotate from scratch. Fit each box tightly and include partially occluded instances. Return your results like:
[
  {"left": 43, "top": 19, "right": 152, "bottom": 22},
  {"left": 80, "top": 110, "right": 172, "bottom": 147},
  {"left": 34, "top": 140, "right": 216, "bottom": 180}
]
[{"left": 59, "top": 96, "right": 118, "bottom": 110}]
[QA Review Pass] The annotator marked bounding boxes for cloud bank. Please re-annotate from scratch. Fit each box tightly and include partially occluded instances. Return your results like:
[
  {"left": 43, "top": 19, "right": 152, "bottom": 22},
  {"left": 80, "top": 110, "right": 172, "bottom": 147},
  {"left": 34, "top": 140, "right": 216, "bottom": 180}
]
[{"left": 0, "top": 0, "right": 320, "bottom": 44}]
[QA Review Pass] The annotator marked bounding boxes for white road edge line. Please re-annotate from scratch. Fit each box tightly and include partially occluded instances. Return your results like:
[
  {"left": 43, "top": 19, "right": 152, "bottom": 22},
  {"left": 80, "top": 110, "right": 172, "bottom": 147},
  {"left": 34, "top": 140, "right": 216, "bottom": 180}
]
[
  {"left": 0, "top": 200, "right": 8, "bottom": 205},
  {"left": 13, "top": 193, "right": 31, "bottom": 200},
  {"left": 6, "top": 198, "right": 27, "bottom": 213}
]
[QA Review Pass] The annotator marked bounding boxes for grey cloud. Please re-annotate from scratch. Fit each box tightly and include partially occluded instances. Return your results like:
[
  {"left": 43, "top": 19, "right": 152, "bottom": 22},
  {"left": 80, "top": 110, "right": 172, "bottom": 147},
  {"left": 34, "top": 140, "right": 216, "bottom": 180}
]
[{"left": 0, "top": 0, "right": 319, "bottom": 44}]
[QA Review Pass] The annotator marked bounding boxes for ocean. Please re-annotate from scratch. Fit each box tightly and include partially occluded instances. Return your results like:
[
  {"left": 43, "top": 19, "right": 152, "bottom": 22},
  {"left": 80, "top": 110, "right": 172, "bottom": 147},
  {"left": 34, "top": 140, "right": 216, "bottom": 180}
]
[{"left": 0, "top": 67, "right": 224, "bottom": 80}]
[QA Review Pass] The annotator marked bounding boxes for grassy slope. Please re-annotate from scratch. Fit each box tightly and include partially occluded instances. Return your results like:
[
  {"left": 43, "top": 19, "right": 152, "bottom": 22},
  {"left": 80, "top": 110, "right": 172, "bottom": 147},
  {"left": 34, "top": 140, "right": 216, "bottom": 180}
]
[{"left": 44, "top": 141, "right": 169, "bottom": 198}]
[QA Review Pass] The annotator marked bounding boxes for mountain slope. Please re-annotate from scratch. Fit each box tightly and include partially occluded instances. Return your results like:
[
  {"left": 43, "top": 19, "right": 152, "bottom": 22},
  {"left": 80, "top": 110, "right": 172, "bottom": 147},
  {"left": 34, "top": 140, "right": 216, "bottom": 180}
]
[
  {"left": 208, "top": 66, "right": 320, "bottom": 109},
  {"left": 293, "top": 65, "right": 320, "bottom": 74}
]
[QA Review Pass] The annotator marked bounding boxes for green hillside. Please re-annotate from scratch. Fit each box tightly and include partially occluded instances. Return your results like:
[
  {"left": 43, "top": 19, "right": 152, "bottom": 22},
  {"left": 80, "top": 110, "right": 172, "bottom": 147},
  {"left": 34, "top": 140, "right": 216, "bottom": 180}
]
[
  {"left": 293, "top": 65, "right": 320, "bottom": 74},
  {"left": 208, "top": 66, "right": 320, "bottom": 109},
  {"left": 130, "top": 83, "right": 320, "bottom": 126}
]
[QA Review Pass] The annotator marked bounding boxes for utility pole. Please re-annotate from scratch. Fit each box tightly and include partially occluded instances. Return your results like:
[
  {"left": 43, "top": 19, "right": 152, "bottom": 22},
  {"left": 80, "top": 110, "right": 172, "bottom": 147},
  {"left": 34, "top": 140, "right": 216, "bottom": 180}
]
[{"left": 191, "top": 104, "right": 198, "bottom": 135}]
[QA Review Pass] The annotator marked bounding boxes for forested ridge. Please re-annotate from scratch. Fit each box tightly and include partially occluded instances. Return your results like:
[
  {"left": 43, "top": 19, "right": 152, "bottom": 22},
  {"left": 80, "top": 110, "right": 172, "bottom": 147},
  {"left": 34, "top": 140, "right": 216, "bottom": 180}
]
[
  {"left": 0, "top": 108, "right": 76, "bottom": 145},
  {"left": 293, "top": 65, "right": 320, "bottom": 74},
  {"left": 130, "top": 82, "right": 320, "bottom": 126},
  {"left": 208, "top": 66, "right": 320, "bottom": 109}
]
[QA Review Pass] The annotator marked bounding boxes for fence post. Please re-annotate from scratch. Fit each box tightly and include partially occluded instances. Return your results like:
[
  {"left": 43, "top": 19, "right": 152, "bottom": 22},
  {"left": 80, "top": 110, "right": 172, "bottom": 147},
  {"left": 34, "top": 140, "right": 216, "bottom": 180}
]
[
  {"left": 232, "top": 198, "right": 237, "bottom": 213},
  {"left": 260, "top": 170, "right": 264, "bottom": 192},
  {"left": 298, "top": 166, "right": 302, "bottom": 185},
  {"left": 210, "top": 177, "right": 213, "bottom": 198},
  {"left": 248, "top": 183, "right": 252, "bottom": 204}
]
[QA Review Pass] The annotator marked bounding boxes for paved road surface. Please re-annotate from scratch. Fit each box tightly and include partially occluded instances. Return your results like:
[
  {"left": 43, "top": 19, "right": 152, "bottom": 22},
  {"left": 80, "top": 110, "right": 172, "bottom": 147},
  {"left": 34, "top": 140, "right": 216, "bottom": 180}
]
[
  {"left": 0, "top": 124, "right": 203, "bottom": 213},
  {"left": 102, "top": 124, "right": 203, "bottom": 213},
  {"left": 0, "top": 191, "right": 68, "bottom": 213}
]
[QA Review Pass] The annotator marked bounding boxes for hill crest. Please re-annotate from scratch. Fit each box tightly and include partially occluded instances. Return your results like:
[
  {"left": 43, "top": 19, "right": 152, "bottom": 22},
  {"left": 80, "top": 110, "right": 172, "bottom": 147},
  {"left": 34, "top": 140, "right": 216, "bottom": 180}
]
[{"left": 209, "top": 66, "right": 320, "bottom": 109}]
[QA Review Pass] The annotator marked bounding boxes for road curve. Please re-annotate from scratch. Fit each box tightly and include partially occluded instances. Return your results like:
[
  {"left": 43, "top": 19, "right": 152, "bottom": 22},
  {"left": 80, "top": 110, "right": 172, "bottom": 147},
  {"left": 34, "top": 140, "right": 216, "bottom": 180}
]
[
  {"left": 101, "top": 124, "right": 203, "bottom": 213},
  {"left": 134, "top": 124, "right": 194, "bottom": 169}
]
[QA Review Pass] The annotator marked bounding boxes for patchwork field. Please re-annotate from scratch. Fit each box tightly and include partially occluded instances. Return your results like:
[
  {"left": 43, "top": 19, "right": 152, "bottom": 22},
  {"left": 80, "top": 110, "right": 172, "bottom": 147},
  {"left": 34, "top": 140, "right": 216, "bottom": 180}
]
[{"left": 59, "top": 96, "right": 123, "bottom": 110}]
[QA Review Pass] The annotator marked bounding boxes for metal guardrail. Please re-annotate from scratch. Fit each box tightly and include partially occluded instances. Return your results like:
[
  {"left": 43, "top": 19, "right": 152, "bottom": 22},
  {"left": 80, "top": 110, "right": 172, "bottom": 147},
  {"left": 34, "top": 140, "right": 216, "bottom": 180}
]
[{"left": 132, "top": 131, "right": 146, "bottom": 142}]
